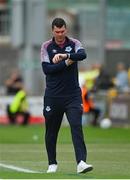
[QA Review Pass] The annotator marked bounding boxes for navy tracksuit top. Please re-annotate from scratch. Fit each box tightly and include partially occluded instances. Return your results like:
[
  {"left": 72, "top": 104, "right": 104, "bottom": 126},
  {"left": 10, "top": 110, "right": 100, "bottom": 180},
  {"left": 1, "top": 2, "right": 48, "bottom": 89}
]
[{"left": 41, "top": 37, "right": 87, "bottom": 97}]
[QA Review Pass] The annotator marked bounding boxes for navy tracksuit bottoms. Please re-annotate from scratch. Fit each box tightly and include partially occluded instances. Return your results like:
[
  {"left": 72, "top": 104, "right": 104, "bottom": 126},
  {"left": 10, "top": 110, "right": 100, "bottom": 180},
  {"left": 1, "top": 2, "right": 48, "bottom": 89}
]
[{"left": 43, "top": 95, "right": 87, "bottom": 165}]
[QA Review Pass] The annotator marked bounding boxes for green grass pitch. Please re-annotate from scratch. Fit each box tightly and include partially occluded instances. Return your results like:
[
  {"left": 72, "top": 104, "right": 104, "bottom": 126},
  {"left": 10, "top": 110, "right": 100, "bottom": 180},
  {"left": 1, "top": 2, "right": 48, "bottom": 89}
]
[{"left": 0, "top": 125, "right": 130, "bottom": 179}]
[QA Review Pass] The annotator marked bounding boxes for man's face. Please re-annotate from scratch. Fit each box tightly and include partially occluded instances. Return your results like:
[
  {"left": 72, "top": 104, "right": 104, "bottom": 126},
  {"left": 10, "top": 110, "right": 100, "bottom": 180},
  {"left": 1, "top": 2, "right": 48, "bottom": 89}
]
[{"left": 52, "top": 25, "right": 67, "bottom": 44}]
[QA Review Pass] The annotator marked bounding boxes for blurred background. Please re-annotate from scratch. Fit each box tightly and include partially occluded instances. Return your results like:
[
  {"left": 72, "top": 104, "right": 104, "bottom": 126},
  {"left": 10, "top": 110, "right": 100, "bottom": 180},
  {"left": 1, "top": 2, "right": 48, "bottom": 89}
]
[
  {"left": 0, "top": 0, "right": 130, "bottom": 126},
  {"left": 1, "top": 1, "right": 130, "bottom": 178}
]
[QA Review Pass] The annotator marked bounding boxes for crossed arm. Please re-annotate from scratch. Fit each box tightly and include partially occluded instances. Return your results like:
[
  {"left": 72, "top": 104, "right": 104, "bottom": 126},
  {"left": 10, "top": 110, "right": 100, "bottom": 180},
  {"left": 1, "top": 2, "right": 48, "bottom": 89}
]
[
  {"left": 41, "top": 49, "right": 86, "bottom": 75},
  {"left": 52, "top": 49, "right": 86, "bottom": 64}
]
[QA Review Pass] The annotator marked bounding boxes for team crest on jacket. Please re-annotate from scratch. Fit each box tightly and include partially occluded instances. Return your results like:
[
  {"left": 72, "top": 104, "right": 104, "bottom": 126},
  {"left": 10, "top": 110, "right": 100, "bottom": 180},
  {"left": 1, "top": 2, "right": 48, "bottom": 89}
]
[
  {"left": 46, "top": 106, "right": 51, "bottom": 112},
  {"left": 65, "top": 46, "right": 72, "bottom": 52},
  {"left": 52, "top": 49, "right": 57, "bottom": 53}
]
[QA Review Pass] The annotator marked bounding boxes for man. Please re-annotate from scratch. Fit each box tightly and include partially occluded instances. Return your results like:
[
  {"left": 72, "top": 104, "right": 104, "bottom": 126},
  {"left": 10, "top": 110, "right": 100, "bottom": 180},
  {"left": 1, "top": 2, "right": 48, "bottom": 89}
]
[
  {"left": 41, "top": 18, "right": 93, "bottom": 173},
  {"left": 80, "top": 78, "right": 101, "bottom": 126},
  {"left": 5, "top": 69, "right": 23, "bottom": 95},
  {"left": 7, "top": 88, "right": 30, "bottom": 125},
  {"left": 114, "top": 62, "right": 129, "bottom": 92}
]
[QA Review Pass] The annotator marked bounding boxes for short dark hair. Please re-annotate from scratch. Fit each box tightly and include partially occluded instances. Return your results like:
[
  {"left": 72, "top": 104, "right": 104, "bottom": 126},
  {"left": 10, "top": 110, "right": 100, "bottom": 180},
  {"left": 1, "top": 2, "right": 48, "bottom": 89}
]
[{"left": 52, "top": 18, "right": 66, "bottom": 29}]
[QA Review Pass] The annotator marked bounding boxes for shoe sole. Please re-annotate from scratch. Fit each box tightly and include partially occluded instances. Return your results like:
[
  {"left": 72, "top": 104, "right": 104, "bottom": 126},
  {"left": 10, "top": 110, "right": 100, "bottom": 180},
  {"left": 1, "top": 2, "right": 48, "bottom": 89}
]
[{"left": 78, "top": 166, "right": 93, "bottom": 173}]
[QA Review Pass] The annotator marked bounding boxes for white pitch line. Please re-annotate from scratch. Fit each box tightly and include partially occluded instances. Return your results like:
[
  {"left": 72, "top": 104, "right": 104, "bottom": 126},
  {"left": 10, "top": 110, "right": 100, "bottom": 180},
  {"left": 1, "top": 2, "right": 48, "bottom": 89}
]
[{"left": 0, "top": 163, "right": 43, "bottom": 174}]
